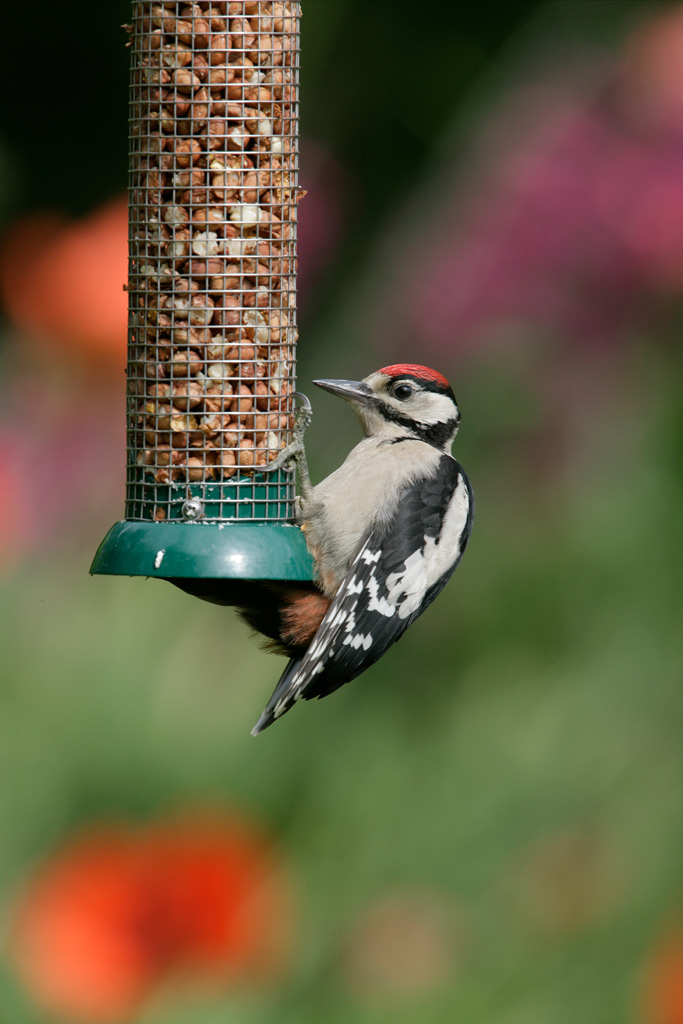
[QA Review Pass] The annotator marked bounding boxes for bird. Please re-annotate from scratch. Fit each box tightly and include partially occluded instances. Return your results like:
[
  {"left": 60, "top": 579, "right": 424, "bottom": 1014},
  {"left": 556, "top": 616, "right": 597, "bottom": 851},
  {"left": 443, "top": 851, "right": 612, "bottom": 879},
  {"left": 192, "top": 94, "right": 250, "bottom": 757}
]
[{"left": 246, "top": 362, "right": 475, "bottom": 735}]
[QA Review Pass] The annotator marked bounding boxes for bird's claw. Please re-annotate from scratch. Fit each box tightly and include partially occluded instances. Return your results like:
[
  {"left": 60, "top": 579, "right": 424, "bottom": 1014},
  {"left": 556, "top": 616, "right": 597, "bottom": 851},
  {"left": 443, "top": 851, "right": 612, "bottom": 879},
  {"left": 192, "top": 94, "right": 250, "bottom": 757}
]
[
  {"left": 265, "top": 440, "right": 302, "bottom": 474},
  {"left": 262, "top": 392, "right": 312, "bottom": 493},
  {"left": 292, "top": 392, "right": 313, "bottom": 435}
]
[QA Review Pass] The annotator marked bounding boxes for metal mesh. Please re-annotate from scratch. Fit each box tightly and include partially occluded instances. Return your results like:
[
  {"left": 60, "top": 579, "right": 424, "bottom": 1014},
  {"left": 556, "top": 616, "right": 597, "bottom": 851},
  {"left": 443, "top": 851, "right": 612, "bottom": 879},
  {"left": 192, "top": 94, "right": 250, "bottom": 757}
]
[{"left": 126, "top": 0, "right": 301, "bottom": 523}]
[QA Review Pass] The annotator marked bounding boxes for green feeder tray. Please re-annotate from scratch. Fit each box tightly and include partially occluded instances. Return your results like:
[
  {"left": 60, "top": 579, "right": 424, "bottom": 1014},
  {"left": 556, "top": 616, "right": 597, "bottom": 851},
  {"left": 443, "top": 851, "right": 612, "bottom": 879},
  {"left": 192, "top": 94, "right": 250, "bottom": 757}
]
[
  {"left": 91, "top": 476, "right": 315, "bottom": 585},
  {"left": 90, "top": 520, "right": 313, "bottom": 582}
]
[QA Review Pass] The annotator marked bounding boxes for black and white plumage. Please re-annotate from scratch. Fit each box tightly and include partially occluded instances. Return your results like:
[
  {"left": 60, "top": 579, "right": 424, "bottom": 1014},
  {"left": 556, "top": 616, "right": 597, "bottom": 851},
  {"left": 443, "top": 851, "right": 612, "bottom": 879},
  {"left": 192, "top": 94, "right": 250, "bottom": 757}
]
[{"left": 251, "top": 363, "right": 474, "bottom": 735}]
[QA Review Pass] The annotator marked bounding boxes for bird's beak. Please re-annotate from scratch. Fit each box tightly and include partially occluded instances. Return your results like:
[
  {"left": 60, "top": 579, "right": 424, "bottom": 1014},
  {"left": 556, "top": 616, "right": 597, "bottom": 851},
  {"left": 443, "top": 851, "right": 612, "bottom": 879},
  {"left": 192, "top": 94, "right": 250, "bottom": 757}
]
[{"left": 313, "top": 379, "right": 374, "bottom": 404}]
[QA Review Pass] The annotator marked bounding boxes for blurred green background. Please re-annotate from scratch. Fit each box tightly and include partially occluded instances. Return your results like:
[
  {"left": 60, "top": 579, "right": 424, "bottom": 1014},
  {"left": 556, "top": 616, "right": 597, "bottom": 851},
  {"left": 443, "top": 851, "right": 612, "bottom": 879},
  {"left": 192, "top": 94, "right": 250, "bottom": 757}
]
[{"left": 0, "top": 1, "right": 682, "bottom": 1022}]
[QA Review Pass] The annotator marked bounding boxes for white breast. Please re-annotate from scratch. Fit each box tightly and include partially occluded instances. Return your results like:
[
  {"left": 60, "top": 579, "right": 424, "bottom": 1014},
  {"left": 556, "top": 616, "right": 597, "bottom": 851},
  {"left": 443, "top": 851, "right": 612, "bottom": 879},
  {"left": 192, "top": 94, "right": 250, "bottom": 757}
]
[{"left": 300, "top": 438, "right": 440, "bottom": 597}]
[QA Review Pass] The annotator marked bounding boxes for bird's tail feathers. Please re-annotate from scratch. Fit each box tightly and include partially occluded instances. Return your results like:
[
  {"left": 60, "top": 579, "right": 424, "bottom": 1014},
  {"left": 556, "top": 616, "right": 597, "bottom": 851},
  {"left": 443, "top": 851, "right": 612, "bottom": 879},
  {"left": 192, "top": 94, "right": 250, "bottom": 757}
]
[{"left": 251, "top": 657, "right": 303, "bottom": 736}]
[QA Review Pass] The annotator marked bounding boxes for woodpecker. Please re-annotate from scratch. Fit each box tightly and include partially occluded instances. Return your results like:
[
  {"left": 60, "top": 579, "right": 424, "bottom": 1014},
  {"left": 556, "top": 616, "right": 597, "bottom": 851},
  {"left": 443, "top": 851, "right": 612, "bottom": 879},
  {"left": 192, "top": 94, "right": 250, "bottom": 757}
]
[{"left": 247, "top": 363, "right": 475, "bottom": 735}]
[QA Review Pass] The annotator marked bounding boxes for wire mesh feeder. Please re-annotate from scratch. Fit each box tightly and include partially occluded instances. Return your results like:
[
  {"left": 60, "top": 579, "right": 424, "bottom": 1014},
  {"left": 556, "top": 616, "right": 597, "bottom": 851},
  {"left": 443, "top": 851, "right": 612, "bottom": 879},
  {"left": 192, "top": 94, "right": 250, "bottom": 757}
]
[{"left": 91, "top": 0, "right": 313, "bottom": 585}]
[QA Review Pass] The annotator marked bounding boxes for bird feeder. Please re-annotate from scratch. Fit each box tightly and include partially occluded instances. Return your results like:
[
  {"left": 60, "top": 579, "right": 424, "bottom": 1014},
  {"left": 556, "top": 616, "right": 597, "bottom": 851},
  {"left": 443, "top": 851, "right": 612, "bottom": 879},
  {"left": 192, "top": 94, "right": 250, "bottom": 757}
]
[{"left": 91, "top": 0, "right": 314, "bottom": 588}]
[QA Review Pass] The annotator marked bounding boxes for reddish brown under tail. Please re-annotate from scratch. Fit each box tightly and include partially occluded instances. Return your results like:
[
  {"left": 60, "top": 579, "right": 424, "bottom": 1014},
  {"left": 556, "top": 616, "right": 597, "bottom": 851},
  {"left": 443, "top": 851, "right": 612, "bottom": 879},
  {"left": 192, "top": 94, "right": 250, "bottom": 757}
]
[{"left": 279, "top": 589, "right": 331, "bottom": 649}]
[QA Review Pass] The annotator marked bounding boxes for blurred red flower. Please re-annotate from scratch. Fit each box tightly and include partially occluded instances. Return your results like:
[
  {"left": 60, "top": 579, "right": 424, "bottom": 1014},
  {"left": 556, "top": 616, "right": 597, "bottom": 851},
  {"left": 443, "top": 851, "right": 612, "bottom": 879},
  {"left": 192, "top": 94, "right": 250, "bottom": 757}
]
[
  {"left": 0, "top": 199, "right": 128, "bottom": 366},
  {"left": 8, "top": 812, "right": 292, "bottom": 1022},
  {"left": 642, "top": 929, "right": 683, "bottom": 1024}
]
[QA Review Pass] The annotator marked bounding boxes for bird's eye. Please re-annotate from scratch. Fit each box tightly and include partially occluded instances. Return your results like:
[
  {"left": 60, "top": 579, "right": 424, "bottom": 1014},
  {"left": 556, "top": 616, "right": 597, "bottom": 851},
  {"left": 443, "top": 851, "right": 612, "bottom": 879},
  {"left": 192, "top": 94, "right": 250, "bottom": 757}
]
[{"left": 392, "top": 383, "right": 413, "bottom": 401}]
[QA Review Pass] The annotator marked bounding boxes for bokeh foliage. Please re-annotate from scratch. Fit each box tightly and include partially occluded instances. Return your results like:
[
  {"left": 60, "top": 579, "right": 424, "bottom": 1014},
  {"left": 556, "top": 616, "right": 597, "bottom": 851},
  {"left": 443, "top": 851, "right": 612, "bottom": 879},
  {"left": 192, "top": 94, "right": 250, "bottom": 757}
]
[{"left": 0, "top": 2, "right": 681, "bottom": 1022}]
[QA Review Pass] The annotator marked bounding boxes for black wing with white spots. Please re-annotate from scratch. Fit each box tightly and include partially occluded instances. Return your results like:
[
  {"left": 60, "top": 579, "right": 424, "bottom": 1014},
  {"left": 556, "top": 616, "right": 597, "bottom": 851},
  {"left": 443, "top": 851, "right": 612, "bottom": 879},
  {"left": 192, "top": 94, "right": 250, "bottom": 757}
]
[{"left": 251, "top": 456, "right": 473, "bottom": 734}]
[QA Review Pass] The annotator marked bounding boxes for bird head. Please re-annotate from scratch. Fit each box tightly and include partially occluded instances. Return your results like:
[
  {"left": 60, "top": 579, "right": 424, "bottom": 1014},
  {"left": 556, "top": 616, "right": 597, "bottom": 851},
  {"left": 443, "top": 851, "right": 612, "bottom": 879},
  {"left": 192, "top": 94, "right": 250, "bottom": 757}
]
[{"left": 313, "top": 364, "right": 461, "bottom": 451}]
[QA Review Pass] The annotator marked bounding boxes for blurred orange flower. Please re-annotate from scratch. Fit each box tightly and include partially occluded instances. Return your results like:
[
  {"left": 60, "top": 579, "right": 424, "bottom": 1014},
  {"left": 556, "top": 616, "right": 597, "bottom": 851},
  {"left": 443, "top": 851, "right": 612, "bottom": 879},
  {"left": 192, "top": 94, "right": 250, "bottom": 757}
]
[
  {"left": 8, "top": 811, "right": 292, "bottom": 1022},
  {"left": 0, "top": 198, "right": 128, "bottom": 365},
  {"left": 642, "top": 928, "right": 683, "bottom": 1024}
]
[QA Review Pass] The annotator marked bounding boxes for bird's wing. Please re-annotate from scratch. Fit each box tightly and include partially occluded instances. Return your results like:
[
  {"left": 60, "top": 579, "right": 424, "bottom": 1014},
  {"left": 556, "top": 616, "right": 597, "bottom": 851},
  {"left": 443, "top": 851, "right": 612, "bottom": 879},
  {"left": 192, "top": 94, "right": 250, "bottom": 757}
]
[{"left": 251, "top": 455, "right": 473, "bottom": 734}]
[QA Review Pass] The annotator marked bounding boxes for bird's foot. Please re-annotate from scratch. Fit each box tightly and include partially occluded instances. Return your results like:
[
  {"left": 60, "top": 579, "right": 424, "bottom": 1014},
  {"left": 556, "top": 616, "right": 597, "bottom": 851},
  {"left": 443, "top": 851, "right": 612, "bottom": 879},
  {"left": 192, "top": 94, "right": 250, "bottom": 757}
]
[{"left": 263, "top": 392, "right": 313, "bottom": 498}]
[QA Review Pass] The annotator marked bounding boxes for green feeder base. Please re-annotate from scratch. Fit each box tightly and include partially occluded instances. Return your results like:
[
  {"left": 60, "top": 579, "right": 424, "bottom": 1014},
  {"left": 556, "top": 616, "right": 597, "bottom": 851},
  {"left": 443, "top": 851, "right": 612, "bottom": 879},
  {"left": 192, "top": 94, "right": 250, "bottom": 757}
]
[{"left": 90, "top": 520, "right": 315, "bottom": 583}]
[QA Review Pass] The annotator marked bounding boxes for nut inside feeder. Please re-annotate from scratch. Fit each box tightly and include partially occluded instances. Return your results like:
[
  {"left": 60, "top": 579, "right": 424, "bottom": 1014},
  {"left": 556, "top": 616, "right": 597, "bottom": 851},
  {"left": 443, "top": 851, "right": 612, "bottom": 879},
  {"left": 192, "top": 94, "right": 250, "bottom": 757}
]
[{"left": 91, "top": 0, "right": 313, "bottom": 583}]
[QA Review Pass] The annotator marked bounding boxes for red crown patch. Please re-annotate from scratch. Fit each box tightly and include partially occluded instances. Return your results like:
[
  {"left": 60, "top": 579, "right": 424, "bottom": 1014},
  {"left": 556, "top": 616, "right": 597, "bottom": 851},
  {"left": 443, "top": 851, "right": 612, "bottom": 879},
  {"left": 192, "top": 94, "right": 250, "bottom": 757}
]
[{"left": 379, "top": 364, "right": 451, "bottom": 390}]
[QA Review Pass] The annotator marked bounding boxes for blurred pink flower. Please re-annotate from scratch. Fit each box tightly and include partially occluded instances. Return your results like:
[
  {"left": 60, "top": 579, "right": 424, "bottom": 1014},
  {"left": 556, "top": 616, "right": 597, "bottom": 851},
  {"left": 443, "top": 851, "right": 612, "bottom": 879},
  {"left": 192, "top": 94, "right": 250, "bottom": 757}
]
[
  {"left": 0, "top": 367, "right": 124, "bottom": 573},
  {"left": 373, "top": 5, "right": 683, "bottom": 357},
  {"left": 0, "top": 427, "right": 37, "bottom": 572}
]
